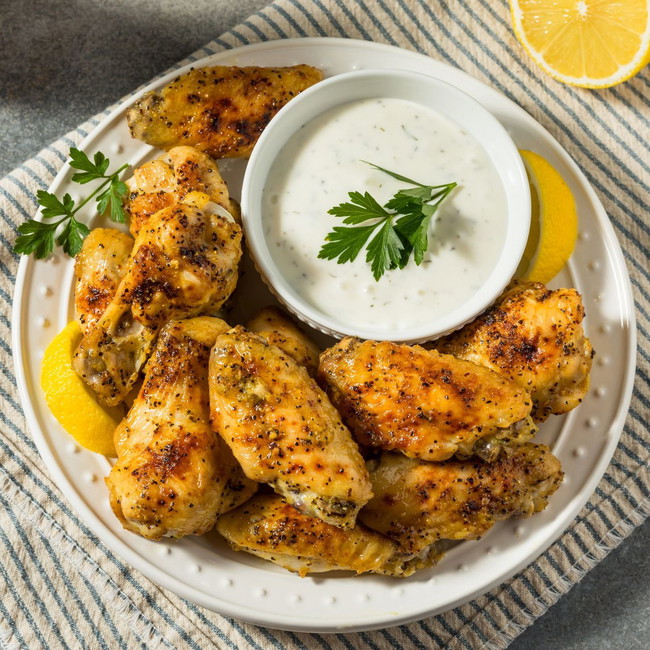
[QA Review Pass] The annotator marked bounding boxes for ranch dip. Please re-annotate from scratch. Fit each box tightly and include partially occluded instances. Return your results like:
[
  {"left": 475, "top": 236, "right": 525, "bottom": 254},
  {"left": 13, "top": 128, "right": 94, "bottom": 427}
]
[{"left": 262, "top": 97, "right": 507, "bottom": 333}]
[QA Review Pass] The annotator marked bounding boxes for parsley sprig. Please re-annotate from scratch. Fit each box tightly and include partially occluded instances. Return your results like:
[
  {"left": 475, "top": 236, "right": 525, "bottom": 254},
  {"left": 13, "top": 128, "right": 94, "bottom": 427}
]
[
  {"left": 318, "top": 162, "right": 457, "bottom": 281},
  {"left": 13, "top": 148, "right": 130, "bottom": 259}
]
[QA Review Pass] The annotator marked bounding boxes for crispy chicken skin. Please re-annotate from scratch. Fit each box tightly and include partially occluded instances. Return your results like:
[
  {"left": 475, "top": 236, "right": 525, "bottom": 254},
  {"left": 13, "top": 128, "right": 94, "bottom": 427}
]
[
  {"left": 245, "top": 306, "right": 320, "bottom": 376},
  {"left": 209, "top": 326, "right": 372, "bottom": 528},
  {"left": 432, "top": 281, "right": 593, "bottom": 422},
  {"left": 126, "top": 65, "right": 323, "bottom": 159},
  {"left": 217, "top": 493, "right": 443, "bottom": 577},
  {"left": 319, "top": 338, "right": 536, "bottom": 462},
  {"left": 360, "top": 444, "right": 563, "bottom": 554},
  {"left": 106, "top": 317, "right": 257, "bottom": 540},
  {"left": 125, "top": 146, "right": 239, "bottom": 237},
  {"left": 74, "top": 228, "right": 134, "bottom": 334},
  {"left": 74, "top": 203, "right": 242, "bottom": 406}
]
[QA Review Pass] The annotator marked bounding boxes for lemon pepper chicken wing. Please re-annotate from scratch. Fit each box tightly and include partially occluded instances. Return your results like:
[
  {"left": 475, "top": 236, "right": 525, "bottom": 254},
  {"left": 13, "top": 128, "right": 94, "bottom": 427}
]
[
  {"left": 74, "top": 203, "right": 242, "bottom": 406},
  {"left": 106, "top": 317, "right": 256, "bottom": 540},
  {"left": 74, "top": 228, "right": 134, "bottom": 334},
  {"left": 126, "top": 65, "right": 323, "bottom": 159},
  {"left": 125, "top": 145, "right": 239, "bottom": 237},
  {"left": 433, "top": 281, "right": 593, "bottom": 421},
  {"left": 217, "top": 493, "right": 443, "bottom": 577},
  {"left": 319, "top": 338, "right": 536, "bottom": 462},
  {"left": 245, "top": 305, "right": 320, "bottom": 377},
  {"left": 209, "top": 326, "right": 372, "bottom": 528},
  {"left": 359, "top": 444, "right": 563, "bottom": 554}
]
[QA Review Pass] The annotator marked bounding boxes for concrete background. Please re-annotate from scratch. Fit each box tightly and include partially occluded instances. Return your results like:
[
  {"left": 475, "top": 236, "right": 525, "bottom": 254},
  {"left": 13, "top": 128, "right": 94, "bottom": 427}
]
[{"left": 2, "top": 1, "right": 648, "bottom": 647}]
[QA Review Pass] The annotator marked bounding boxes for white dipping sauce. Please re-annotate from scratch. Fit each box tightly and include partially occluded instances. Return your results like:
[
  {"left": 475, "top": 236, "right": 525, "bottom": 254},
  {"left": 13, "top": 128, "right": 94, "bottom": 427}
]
[{"left": 262, "top": 98, "right": 507, "bottom": 333}]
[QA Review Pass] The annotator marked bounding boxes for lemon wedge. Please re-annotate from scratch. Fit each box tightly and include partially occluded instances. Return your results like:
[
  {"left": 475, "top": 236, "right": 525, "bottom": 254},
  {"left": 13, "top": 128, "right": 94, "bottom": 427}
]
[
  {"left": 510, "top": 0, "right": 650, "bottom": 88},
  {"left": 41, "top": 321, "right": 122, "bottom": 456},
  {"left": 516, "top": 150, "right": 578, "bottom": 284}
]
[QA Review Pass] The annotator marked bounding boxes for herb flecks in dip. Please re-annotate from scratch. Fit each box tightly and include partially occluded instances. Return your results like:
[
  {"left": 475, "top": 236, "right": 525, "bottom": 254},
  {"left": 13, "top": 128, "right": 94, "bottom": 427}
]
[{"left": 262, "top": 97, "right": 507, "bottom": 333}]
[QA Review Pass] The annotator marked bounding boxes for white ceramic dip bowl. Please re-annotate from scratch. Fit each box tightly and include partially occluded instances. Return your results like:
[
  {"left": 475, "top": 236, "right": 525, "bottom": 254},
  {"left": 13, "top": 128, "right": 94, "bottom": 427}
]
[{"left": 241, "top": 69, "right": 530, "bottom": 343}]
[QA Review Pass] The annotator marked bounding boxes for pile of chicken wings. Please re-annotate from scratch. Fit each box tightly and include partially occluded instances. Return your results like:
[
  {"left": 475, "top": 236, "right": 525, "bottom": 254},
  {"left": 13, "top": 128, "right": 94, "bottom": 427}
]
[{"left": 70, "top": 65, "right": 593, "bottom": 578}]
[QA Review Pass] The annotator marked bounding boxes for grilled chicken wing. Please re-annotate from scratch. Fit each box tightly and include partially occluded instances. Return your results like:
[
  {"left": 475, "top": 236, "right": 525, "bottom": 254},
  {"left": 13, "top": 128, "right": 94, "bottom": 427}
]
[
  {"left": 209, "top": 326, "right": 372, "bottom": 528},
  {"left": 127, "top": 65, "right": 323, "bottom": 159},
  {"left": 125, "top": 146, "right": 238, "bottom": 237},
  {"left": 74, "top": 203, "right": 242, "bottom": 406},
  {"left": 106, "top": 317, "right": 257, "bottom": 540},
  {"left": 245, "top": 306, "right": 320, "bottom": 376},
  {"left": 74, "top": 228, "right": 134, "bottom": 334},
  {"left": 433, "top": 281, "right": 593, "bottom": 421},
  {"left": 360, "top": 444, "right": 563, "bottom": 554},
  {"left": 217, "top": 493, "right": 443, "bottom": 577},
  {"left": 319, "top": 338, "right": 536, "bottom": 462}
]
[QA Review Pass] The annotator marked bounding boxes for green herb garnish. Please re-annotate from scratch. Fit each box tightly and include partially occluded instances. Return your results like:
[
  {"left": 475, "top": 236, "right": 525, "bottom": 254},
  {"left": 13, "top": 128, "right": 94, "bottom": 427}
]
[
  {"left": 318, "top": 162, "right": 457, "bottom": 281},
  {"left": 14, "top": 148, "right": 130, "bottom": 259}
]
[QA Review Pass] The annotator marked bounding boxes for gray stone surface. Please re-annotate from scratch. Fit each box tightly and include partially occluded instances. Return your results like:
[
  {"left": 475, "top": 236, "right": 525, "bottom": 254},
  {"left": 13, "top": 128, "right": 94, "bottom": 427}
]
[
  {"left": 2, "top": 1, "right": 648, "bottom": 647},
  {"left": 511, "top": 519, "right": 650, "bottom": 650},
  {"left": 0, "top": 0, "right": 269, "bottom": 176}
]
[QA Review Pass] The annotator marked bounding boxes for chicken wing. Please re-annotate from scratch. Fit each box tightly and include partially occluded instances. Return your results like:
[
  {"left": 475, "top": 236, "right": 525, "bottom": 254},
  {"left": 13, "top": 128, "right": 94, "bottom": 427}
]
[
  {"left": 127, "top": 65, "right": 323, "bottom": 159},
  {"left": 106, "top": 317, "right": 257, "bottom": 540},
  {"left": 217, "top": 493, "right": 443, "bottom": 577},
  {"left": 359, "top": 444, "right": 563, "bottom": 554},
  {"left": 74, "top": 202, "right": 242, "bottom": 406},
  {"left": 245, "top": 306, "right": 320, "bottom": 376},
  {"left": 74, "top": 228, "right": 134, "bottom": 334},
  {"left": 433, "top": 281, "right": 593, "bottom": 421},
  {"left": 319, "top": 338, "right": 536, "bottom": 462},
  {"left": 124, "top": 145, "right": 239, "bottom": 237},
  {"left": 209, "top": 326, "right": 372, "bottom": 528}
]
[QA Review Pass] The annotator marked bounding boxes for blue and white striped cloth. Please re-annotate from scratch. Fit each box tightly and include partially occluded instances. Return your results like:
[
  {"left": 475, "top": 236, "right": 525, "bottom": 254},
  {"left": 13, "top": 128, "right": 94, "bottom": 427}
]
[{"left": 1, "top": 1, "right": 648, "bottom": 648}]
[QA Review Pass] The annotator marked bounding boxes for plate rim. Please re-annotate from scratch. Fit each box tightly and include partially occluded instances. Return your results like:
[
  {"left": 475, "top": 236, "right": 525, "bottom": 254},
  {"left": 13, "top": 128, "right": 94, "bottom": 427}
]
[{"left": 11, "top": 36, "right": 638, "bottom": 632}]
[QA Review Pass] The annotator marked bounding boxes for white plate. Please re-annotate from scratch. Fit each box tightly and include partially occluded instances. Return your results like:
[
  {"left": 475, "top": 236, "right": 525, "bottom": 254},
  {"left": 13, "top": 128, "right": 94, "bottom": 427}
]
[{"left": 12, "top": 38, "right": 636, "bottom": 632}]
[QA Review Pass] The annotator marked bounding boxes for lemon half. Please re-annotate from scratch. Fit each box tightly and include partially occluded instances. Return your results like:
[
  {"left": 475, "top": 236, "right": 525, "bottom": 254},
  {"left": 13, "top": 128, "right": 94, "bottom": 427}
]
[
  {"left": 510, "top": 0, "right": 650, "bottom": 88},
  {"left": 41, "top": 321, "right": 121, "bottom": 456},
  {"left": 516, "top": 150, "right": 578, "bottom": 284}
]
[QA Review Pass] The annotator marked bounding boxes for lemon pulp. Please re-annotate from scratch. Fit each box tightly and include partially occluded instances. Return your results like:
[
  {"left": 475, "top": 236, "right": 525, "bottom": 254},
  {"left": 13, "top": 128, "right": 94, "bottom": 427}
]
[{"left": 510, "top": 0, "right": 650, "bottom": 88}]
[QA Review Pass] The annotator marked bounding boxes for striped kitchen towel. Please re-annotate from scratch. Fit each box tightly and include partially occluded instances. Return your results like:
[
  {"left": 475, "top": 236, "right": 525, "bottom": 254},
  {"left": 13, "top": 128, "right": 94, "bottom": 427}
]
[{"left": 1, "top": 0, "right": 648, "bottom": 648}]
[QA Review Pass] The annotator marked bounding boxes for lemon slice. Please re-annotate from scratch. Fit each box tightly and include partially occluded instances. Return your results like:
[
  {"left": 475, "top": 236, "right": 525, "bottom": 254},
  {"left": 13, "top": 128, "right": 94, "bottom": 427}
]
[
  {"left": 510, "top": 0, "right": 650, "bottom": 88},
  {"left": 516, "top": 150, "right": 578, "bottom": 284},
  {"left": 41, "top": 321, "right": 122, "bottom": 456}
]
